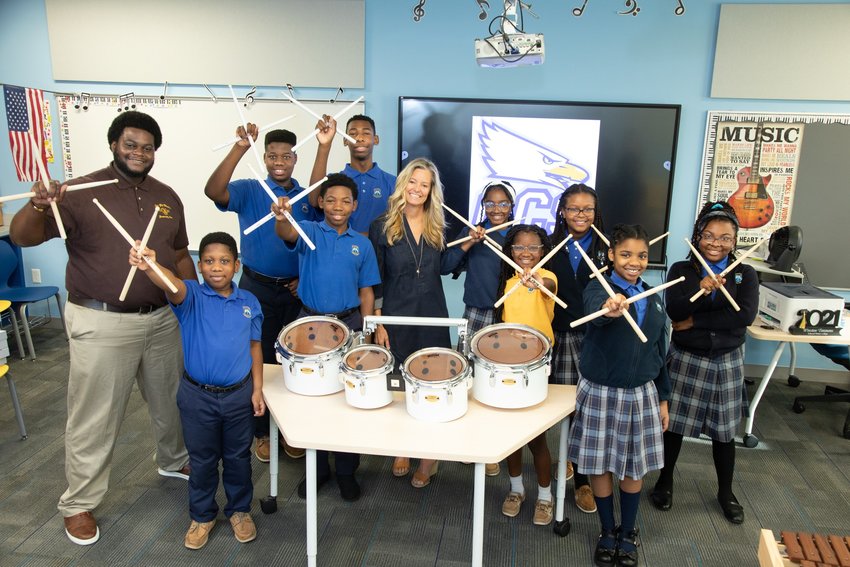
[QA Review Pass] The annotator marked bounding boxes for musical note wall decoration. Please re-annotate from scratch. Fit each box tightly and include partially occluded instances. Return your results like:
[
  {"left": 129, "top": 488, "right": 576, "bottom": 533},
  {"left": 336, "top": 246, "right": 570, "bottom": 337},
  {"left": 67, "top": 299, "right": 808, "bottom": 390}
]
[
  {"left": 161, "top": 81, "right": 168, "bottom": 101},
  {"left": 675, "top": 0, "right": 685, "bottom": 15},
  {"left": 244, "top": 86, "right": 256, "bottom": 107},
  {"left": 618, "top": 0, "right": 640, "bottom": 16},
  {"left": 572, "top": 0, "right": 589, "bottom": 16},
  {"left": 413, "top": 0, "right": 426, "bottom": 21},
  {"left": 475, "top": 0, "right": 490, "bottom": 20},
  {"left": 571, "top": 0, "right": 684, "bottom": 17}
]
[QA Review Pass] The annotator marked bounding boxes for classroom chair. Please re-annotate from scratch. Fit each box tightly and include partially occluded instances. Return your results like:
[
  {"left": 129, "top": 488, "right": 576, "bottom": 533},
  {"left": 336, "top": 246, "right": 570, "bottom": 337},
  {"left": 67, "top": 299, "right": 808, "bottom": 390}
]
[
  {"left": 0, "top": 363, "right": 27, "bottom": 439},
  {"left": 0, "top": 240, "right": 67, "bottom": 360},
  {"left": 0, "top": 299, "right": 26, "bottom": 359},
  {"left": 791, "top": 343, "right": 850, "bottom": 440}
]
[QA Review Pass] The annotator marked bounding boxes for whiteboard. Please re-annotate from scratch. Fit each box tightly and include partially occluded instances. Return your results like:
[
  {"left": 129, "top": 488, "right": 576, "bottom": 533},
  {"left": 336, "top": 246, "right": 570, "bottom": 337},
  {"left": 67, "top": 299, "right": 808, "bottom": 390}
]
[
  {"left": 45, "top": 0, "right": 364, "bottom": 88},
  {"left": 56, "top": 95, "right": 364, "bottom": 249}
]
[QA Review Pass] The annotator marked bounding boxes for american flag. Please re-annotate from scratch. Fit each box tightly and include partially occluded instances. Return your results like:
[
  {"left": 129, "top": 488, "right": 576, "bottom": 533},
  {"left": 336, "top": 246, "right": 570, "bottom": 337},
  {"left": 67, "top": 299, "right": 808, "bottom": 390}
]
[{"left": 4, "top": 85, "right": 46, "bottom": 182}]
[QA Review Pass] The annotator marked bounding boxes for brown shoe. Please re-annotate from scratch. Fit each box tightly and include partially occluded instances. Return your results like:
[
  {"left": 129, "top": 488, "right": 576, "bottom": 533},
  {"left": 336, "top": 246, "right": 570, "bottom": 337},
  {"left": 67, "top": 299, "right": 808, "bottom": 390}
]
[
  {"left": 280, "top": 436, "right": 305, "bottom": 459},
  {"left": 532, "top": 499, "right": 554, "bottom": 526},
  {"left": 575, "top": 485, "right": 597, "bottom": 513},
  {"left": 255, "top": 437, "right": 270, "bottom": 463},
  {"left": 184, "top": 520, "right": 216, "bottom": 550},
  {"left": 566, "top": 461, "right": 575, "bottom": 481},
  {"left": 501, "top": 491, "right": 525, "bottom": 517},
  {"left": 485, "top": 462, "right": 501, "bottom": 476},
  {"left": 64, "top": 511, "right": 99, "bottom": 545},
  {"left": 229, "top": 512, "right": 257, "bottom": 543}
]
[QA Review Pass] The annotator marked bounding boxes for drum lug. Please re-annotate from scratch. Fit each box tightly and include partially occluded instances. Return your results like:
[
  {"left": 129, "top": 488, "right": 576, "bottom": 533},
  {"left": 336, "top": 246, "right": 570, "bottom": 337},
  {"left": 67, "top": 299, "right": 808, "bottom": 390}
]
[
  {"left": 288, "top": 359, "right": 295, "bottom": 376},
  {"left": 359, "top": 379, "right": 366, "bottom": 396},
  {"left": 318, "top": 360, "right": 324, "bottom": 378},
  {"left": 412, "top": 385, "right": 419, "bottom": 403},
  {"left": 447, "top": 387, "right": 453, "bottom": 405},
  {"left": 523, "top": 370, "right": 529, "bottom": 389},
  {"left": 488, "top": 370, "right": 496, "bottom": 388}
]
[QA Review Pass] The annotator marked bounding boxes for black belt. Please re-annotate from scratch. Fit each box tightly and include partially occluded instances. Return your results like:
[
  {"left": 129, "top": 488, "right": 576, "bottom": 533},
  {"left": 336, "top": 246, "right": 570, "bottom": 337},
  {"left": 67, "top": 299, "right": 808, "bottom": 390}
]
[
  {"left": 301, "top": 304, "right": 359, "bottom": 319},
  {"left": 242, "top": 265, "right": 295, "bottom": 286},
  {"left": 68, "top": 294, "right": 163, "bottom": 314},
  {"left": 183, "top": 371, "right": 251, "bottom": 393}
]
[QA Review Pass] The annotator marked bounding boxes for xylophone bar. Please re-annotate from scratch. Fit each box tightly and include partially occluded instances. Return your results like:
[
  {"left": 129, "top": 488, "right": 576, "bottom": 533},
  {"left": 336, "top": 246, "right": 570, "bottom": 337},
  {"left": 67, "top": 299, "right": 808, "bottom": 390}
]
[{"left": 758, "top": 528, "right": 850, "bottom": 567}]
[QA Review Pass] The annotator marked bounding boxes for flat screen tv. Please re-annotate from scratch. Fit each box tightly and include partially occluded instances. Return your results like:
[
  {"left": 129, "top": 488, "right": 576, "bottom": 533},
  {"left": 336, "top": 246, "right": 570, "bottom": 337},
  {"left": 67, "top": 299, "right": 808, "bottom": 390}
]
[{"left": 398, "top": 96, "right": 681, "bottom": 266}]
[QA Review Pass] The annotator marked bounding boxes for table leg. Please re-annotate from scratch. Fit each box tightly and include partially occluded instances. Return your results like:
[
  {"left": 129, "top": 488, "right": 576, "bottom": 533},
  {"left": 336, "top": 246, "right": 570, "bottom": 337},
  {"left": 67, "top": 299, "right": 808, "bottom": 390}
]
[
  {"left": 270, "top": 417, "right": 279, "bottom": 497},
  {"left": 553, "top": 417, "right": 571, "bottom": 536},
  {"left": 307, "top": 448, "right": 318, "bottom": 567},
  {"left": 472, "top": 462, "right": 485, "bottom": 567},
  {"left": 744, "top": 341, "right": 787, "bottom": 445}
]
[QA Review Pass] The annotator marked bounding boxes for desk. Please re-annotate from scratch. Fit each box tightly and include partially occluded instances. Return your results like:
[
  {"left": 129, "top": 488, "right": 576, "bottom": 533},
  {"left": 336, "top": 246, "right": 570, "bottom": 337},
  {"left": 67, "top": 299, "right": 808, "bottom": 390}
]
[
  {"left": 743, "top": 319, "right": 850, "bottom": 448},
  {"left": 261, "top": 364, "right": 577, "bottom": 567}
]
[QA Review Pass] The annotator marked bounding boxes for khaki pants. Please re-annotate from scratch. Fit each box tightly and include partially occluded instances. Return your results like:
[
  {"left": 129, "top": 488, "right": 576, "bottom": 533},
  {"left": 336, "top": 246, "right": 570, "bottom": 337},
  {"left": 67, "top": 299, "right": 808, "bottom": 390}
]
[{"left": 58, "top": 302, "right": 188, "bottom": 516}]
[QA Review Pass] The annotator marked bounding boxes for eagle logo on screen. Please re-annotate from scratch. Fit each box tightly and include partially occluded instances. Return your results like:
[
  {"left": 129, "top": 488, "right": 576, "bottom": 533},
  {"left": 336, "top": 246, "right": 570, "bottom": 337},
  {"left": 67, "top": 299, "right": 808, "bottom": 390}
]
[{"left": 476, "top": 121, "right": 589, "bottom": 231}]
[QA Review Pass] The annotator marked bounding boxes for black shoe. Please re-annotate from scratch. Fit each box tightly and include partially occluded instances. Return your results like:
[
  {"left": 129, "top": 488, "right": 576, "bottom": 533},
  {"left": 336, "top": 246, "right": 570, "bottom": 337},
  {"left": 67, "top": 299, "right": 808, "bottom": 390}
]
[
  {"left": 615, "top": 527, "right": 639, "bottom": 567},
  {"left": 336, "top": 474, "right": 361, "bottom": 502},
  {"left": 717, "top": 494, "right": 744, "bottom": 524},
  {"left": 594, "top": 528, "right": 617, "bottom": 567},
  {"left": 649, "top": 485, "right": 673, "bottom": 511},
  {"left": 297, "top": 473, "right": 330, "bottom": 499}
]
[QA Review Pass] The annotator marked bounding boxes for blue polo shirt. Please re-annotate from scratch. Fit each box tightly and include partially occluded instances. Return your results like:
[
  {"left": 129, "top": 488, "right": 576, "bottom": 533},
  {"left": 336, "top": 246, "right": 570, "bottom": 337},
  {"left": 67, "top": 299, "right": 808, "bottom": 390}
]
[
  {"left": 219, "top": 176, "right": 318, "bottom": 277},
  {"left": 289, "top": 220, "right": 381, "bottom": 313},
  {"left": 171, "top": 280, "right": 263, "bottom": 386},
  {"left": 568, "top": 231, "right": 594, "bottom": 273},
  {"left": 610, "top": 272, "right": 647, "bottom": 327},
  {"left": 341, "top": 163, "right": 396, "bottom": 233}
]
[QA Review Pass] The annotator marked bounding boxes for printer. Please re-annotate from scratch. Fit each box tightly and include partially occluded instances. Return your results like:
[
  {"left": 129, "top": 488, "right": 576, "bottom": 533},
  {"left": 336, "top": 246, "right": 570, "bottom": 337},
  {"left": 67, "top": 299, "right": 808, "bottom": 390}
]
[{"left": 758, "top": 282, "right": 844, "bottom": 335}]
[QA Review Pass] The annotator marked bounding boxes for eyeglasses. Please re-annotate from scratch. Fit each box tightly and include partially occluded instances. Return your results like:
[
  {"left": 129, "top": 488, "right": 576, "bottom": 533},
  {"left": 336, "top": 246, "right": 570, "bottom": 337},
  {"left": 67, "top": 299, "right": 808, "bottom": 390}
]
[
  {"left": 699, "top": 232, "right": 735, "bottom": 245},
  {"left": 483, "top": 201, "right": 512, "bottom": 210},
  {"left": 565, "top": 207, "right": 595, "bottom": 216},
  {"left": 511, "top": 244, "right": 545, "bottom": 253}
]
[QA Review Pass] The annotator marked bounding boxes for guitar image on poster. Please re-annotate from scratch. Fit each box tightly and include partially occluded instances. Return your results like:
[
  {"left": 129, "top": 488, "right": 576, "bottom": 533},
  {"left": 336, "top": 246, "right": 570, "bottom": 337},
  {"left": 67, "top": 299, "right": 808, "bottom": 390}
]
[{"left": 728, "top": 121, "right": 774, "bottom": 228}]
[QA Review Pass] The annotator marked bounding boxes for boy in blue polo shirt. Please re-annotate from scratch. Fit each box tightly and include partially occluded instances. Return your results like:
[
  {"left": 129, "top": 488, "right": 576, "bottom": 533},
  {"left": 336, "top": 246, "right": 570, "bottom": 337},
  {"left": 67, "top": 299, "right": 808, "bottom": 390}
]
[
  {"left": 129, "top": 232, "right": 264, "bottom": 551},
  {"left": 271, "top": 172, "right": 380, "bottom": 501},
  {"left": 307, "top": 114, "right": 396, "bottom": 233}
]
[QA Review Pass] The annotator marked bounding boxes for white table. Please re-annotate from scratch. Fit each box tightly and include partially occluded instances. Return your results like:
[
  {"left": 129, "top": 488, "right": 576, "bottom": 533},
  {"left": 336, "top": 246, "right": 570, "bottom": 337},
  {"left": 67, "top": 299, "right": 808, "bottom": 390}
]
[
  {"left": 261, "top": 364, "right": 577, "bottom": 567},
  {"left": 743, "top": 318, "right": 850, "bottom": 447}
]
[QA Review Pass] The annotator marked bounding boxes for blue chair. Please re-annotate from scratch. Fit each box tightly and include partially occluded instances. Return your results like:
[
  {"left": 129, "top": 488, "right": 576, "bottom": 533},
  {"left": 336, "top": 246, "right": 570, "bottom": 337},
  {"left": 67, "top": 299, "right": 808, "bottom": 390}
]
[{"left": 0, "top": 240, "right": 67, "bottom": 360}]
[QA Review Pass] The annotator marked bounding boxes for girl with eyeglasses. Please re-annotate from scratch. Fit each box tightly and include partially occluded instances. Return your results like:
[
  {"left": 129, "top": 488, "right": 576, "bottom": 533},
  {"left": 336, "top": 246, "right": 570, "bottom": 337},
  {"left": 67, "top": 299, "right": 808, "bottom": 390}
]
[
  {"left": 443, "top": 181, "right": 515, "bottom": 477},
  {"left": 547, "top": 183, "right": 608, "bottom": 514},
  {"left": 650, "top": 201, "right": 758, "bottom": 526},
  {"left": 493, "top": 224, "right": 559, "bottom": 527}
]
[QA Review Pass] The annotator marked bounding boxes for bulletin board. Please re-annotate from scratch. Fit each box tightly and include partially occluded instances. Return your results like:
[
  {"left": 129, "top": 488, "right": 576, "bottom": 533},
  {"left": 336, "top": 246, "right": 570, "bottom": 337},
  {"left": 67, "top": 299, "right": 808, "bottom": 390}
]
[{"left": 56, "top": 94, "right": 364, "bottom": 250}]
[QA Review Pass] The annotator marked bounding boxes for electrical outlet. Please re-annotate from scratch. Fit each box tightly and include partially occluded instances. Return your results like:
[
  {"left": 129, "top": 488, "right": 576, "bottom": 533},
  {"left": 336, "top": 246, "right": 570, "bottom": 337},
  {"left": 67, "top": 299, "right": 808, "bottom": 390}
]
[{"left": 31, "top": 268, "right": 42, "bottom": 283}]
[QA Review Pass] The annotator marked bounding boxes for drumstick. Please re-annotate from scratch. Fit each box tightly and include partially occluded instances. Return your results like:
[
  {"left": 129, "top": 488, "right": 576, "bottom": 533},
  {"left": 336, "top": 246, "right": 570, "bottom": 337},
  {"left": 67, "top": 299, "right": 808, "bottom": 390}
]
[
  {"left": 27, "top": 131, "right": 66, "bottom": 240},
  {"left": 282, "top": 91, "right": 357, "bottom": 144},
  {"left": 487, "top": 238, "right": 569, "bottom": 309},
  {"left": 210, "top": 115, "right": 295, "bottom": 151},
  {"left": 589, "top": 265, "right": 608, "bottom": 279},
  {"left": 0, "top": 179, "right": 118, "bottom": 204},
  {"left": 441, "top": 204, "right": 504, "bottom": 251},
  {"left": 243, "top": 176, "right": 327, "bottom": 236},
  {"left": 590, "top": 224, "right": 609, "bottom": 246},
  {"left": 119, "top": 206, "right": 159, "bottom": 301},
  {"left": 228, "top": 84, "right": 266, "bottom": 172},
  {"left": 447, "top": 219, "right": 517, "bottom": 247},
  {"left": 684, "top": 238, "right": 740, "bottom": 311},
  {"left": 496, "top": 236, "right": 570, "bottom": 307},
  {"left": 92, "top": 199, "right": 178, "bottom": 293},
  {"left": 291, "top": 96, "right": 365, "bottom": 152},
  {"left": 688, "top": 236, "right": 769, "bottom": 302},
  {"left": 247, "top": 164, "right": 316, "bottom": 250},
  {"left": 649, "top": 232, "right": 670, "bottom": 246},
  {"left": 570, "top": 276, "right": 685, "bottom": 328},
  {"left": 575, "top": 242, "right": 648, "bottom": 342}
]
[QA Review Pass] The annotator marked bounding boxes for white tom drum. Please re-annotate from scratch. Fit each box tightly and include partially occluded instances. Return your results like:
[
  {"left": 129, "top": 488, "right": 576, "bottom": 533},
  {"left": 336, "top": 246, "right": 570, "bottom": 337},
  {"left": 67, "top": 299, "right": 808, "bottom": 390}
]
[
  {"left": 401, "top": 348, "right": 471, "bottom": 422},
  {"left": 275, "top": 316, "right": 351, "bottom": 396},
  {"left": 340, "top": 344, "right": 395, "bottom": 409},
  {"left": 470, "top": 323, "right": 551, "bottom": 409}
]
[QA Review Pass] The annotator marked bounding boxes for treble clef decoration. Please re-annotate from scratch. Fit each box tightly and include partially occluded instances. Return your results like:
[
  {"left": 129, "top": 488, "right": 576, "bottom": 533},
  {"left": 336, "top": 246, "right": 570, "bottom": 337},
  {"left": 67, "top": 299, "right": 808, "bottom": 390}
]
[
  {"left": 413, "top": 0, "right": 426, "bottom": 22},
  {"left": 476, "top": 0, "right": 490, "bottom": 20}
]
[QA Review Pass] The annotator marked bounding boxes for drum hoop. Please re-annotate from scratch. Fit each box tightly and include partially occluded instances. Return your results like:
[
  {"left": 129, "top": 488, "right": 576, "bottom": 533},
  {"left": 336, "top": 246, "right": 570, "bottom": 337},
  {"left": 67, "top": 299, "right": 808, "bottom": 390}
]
[
  {"left": 276, "top": 315, "right": 351, "bottom": 358},
  {"left": 471, "top": 352, "right": 551, "bottom": 372},
  {"left": 341, "top": 345, "right": 395, "bottom": 379},
  {"left": 470, "top": 322, "right": 550, "bottom": 365},
  {"left": 401, "top": 347, "right": 470, "bottom": 388}
]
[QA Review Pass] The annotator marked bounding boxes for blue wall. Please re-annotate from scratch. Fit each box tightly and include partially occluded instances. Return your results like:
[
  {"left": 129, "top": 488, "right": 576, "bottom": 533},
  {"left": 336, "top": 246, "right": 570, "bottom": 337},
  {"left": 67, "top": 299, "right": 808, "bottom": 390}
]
[{"left": 1, "top": 0, "right": 848, "bottom": 369}]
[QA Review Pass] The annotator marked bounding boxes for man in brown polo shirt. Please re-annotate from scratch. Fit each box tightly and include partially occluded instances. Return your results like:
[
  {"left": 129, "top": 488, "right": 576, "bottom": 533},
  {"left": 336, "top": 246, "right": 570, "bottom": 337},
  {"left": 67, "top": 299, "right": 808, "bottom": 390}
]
[{"left": 10, "top": 111, "right": 193, "bottom": 546}]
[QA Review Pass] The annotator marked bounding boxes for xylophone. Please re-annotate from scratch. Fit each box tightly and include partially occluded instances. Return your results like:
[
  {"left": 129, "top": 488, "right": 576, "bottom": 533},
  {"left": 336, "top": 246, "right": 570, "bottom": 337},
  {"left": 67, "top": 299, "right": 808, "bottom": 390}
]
[{"left": 759, "top": 529, "right": 850, "bottom": 567}]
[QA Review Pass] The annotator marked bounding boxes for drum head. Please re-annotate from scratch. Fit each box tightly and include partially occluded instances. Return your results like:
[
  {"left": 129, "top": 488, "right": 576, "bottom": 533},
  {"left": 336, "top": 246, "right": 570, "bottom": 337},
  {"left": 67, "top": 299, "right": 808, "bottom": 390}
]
[
  {"left": 404, "top": 349, "right": 467, "bottom": 382},
  {"left": 279, "top": 318, "right": 348, "bottom": 355},
  {"left": 473, "top": 325, "right": 547, "bottom": 365},
  {"left": 344, "top": 346, "right": 391, "bottom": 372}
]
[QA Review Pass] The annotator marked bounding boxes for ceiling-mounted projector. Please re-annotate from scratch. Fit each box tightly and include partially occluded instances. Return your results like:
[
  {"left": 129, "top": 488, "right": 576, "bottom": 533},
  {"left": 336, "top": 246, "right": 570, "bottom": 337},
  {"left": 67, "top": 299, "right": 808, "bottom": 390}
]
[{"left": 474, "top": 33, "right": 544, "bottom": 68}]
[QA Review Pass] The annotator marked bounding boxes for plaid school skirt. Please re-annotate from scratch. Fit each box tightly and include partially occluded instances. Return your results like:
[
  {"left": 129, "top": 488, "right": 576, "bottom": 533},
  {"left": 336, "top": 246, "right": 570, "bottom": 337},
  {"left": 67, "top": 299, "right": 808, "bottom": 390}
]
[
  {"left": 550, "top": 329, "right": 583, "bottom": 385},
  {"left": 463, "top": 306, "right": 497, "bottom": 338},
  {"left": 666, "top": 343, "right": 748, "bottom": 443},
  {"left": 568, "top": 377, "right": 664, "bottom": 480}
]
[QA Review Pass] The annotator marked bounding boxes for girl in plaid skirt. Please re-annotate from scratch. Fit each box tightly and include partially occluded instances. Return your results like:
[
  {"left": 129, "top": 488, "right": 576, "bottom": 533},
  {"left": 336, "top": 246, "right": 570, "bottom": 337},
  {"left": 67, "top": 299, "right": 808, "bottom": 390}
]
[
  {"left": 649, "top": 202, "right": 758, "bottom": 525},
  {"left": 568, "top": 224, "right": 671, "bottom": 567},
  {"left": 443, "top": 181, "right": 517, "bottom": 477},
  {"left": 547, "top": 183, "right": 609, "bottom": 514}
]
